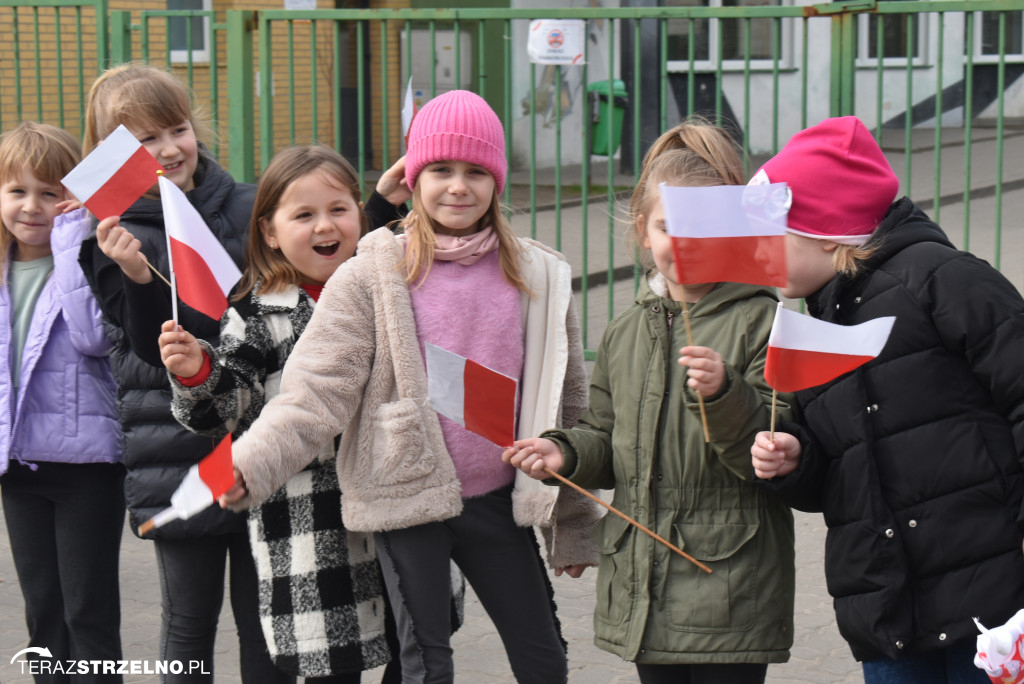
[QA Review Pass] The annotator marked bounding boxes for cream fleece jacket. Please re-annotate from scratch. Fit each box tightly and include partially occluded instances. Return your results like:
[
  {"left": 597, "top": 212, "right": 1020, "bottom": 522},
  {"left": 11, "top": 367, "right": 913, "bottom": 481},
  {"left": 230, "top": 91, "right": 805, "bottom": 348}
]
[{"left": 231, "top": 227, "right": 602, "bottom": 568}]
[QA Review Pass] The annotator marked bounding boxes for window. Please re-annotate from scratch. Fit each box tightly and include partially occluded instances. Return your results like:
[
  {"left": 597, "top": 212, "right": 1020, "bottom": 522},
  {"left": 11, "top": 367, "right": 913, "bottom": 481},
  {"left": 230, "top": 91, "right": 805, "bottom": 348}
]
[
  {"left": 973, "top": 10, "right": 1024, "bottom": 63},
  {"left": 856, "top": 2, "right": 927, "bottom": 67},
  {"left": 168, "top": 0, "right": 211, "bottom": 64},
  {"left": 663, "top": 0, "right": 792, "bottom": 73}
]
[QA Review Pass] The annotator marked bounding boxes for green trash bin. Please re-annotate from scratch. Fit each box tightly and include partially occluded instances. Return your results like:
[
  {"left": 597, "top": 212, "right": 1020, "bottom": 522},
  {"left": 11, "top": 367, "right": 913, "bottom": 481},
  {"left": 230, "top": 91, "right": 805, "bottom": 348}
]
[{"left": 587, "top": 79, "right": 628, "bottom": 156}]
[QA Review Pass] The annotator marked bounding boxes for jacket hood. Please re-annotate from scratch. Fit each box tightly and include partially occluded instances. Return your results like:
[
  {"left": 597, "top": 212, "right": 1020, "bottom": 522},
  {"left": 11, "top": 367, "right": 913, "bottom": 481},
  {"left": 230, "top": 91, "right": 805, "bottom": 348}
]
[
  {"left": 637, "top": 271, "right": 778, "bottom": 317},
  {"left": 806, "top": 197, "right": 953, "bottom": 316}
]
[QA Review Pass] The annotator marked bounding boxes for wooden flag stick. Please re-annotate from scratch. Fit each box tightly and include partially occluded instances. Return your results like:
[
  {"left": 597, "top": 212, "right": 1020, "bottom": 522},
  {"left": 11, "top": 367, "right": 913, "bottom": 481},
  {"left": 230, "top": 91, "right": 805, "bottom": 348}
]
[
  {"left": 770, "top": 389, "right": 778, "bottom": 442},
  {"left": 542, "top": 466, "right": 712, "bottom": 574},
  {"left": 680, "top": 296, "right": 711, "bottom": 443},
  {"left": 144, "top": 258, "right": 172, "bottom": 288}
]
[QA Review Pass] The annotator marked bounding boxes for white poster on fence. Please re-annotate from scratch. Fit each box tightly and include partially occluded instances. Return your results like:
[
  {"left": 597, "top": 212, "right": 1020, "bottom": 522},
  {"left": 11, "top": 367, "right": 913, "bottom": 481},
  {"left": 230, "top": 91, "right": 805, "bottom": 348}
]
[{"left": 527, "top": 19, "right": 586, "bottom": 65}]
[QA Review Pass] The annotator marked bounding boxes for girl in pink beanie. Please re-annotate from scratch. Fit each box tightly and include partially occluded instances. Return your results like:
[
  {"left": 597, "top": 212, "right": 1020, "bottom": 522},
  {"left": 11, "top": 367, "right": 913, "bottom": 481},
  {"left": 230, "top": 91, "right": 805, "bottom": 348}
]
[
  {"left": 221, "top": 89, "right": 603, "bottom": 683},
  {"left": 752, "top": 116, "right": 1024, "bottom": 684}
]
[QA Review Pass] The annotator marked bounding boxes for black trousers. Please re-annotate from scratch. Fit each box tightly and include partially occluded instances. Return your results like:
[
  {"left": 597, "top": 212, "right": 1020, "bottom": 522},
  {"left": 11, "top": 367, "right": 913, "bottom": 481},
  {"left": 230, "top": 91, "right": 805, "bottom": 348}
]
[{"left": 2, "top": 461, "right": 126, "bottom": 684}]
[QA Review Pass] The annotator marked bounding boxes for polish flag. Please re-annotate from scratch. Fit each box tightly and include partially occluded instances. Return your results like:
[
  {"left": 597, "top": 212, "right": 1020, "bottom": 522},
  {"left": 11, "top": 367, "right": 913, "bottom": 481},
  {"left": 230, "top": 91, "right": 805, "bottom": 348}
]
[
  {"left": 138, "top": 434, "right": 235, "bottom": 536},
  {"left": 160, "top": 175, "right": 242, "bottom": 321},
  {"left": 765, "top": 303, "right": 895, "bottom": 392},
  {"left": 425, "top": 343, "right": 518, "bottom": 447},
  {"left": 660, "top": 182, "right": 788, "bottom": 287},
  {"left": 61, "top": 124, "right": 164, "bottom": 219}
]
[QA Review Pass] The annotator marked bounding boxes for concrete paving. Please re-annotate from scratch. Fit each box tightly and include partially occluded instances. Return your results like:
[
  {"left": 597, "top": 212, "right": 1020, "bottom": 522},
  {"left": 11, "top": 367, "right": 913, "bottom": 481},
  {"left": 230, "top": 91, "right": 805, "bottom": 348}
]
[{"left": 1, "top": 127, "right": 1022, "bottom": 682}]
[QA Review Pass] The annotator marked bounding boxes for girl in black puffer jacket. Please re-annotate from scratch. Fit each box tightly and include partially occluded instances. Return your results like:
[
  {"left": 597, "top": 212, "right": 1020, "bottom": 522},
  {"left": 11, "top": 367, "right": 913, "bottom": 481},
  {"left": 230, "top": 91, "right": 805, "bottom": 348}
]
[{"left": 751, "top": 115, "right": 1024, "bottom": 684}]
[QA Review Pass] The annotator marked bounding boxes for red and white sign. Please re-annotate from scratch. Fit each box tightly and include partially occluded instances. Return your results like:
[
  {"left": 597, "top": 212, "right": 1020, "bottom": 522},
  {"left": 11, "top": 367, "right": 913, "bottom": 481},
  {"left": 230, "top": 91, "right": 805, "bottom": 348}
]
[
  {"left": 160, "top": 175, "right": 242, "bottom": 321},
  {"left": 764, "top": 303, "right": 895, "bottom": 392},
  {"left": 61, "top": 124, "right": 164, "bottom": 219},
  {"left": 426, "top": 343, "right": 518, "bottom": 447},
  {"left": 660, "top": 182, "right": 788, "bottom": 288},
  {"left": 527, "top": 19, "right": 586, "bottom": 65}
]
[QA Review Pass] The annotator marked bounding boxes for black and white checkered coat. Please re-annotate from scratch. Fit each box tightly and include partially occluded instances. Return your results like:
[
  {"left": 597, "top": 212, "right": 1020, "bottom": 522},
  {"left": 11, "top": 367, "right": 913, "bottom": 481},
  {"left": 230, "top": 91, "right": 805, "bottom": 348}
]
[{"left": 169, "top": 284, "right": 391, "bottom": 677}]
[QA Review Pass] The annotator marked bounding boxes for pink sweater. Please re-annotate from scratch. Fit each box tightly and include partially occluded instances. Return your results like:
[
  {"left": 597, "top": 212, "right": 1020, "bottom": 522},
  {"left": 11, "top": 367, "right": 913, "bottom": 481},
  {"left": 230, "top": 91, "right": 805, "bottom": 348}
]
[{"left": 410, "top": 250, "right": 523, "bottom": 497}]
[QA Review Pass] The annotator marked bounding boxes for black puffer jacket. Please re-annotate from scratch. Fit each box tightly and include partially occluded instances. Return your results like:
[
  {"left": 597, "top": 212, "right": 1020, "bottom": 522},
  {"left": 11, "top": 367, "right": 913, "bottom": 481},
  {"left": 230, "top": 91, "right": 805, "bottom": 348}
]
[
  {"left": 764, "top": 198, "right": 1024, "bottom": 662},
  {"left": 79, "top": 153, "right": 253, "bottom": 539}
]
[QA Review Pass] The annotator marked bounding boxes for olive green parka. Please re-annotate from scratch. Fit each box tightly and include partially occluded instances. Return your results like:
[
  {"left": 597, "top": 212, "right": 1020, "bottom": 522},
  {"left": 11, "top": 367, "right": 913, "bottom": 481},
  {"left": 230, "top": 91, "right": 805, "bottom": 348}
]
[{"left": 544, "top": 274, "right": 795, "bottom": 665}]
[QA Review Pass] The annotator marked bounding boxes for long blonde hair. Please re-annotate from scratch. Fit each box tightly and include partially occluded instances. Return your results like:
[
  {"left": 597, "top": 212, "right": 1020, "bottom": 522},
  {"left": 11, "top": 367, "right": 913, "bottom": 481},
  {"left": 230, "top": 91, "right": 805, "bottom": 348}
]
[
  {"left": 83, "top": 62, "right": 210, "bottom": 153},
  {"left": 0, "top": 122, "right": 81, "bottom": 276},
  {"left": 629, "top": 118, "right": 746, "bottom": 268},
  {"left": 399, "top": 183, "right": 527, "bottom": 292}
]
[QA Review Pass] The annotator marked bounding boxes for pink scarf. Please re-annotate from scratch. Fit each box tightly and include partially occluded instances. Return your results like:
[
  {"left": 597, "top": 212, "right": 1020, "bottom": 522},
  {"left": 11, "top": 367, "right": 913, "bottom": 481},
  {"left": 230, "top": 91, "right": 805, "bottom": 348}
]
[{"left": 432, "top": 226, "right": 500, "bottom": 265}]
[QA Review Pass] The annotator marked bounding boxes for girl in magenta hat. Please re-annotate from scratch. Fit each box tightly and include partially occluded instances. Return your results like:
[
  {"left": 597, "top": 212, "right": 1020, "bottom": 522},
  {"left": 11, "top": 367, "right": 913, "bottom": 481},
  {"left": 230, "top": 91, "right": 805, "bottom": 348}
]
[
  {"left": 751, "top": 115, "right": 1024, "bottom": 684},
  {"left": 219, "top": 89, "right": 604, "bottom": 683}
]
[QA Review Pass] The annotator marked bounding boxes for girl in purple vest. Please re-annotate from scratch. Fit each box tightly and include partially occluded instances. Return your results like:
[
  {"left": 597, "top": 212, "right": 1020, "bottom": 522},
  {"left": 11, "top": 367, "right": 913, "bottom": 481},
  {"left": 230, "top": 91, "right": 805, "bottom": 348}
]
[{"left": 0, "top": 121, "right": 124, "bottom": 683}]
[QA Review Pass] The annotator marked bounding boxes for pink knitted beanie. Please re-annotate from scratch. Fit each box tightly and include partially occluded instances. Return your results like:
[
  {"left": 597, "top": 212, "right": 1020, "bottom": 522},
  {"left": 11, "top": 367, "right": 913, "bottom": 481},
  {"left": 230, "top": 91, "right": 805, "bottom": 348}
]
[
  {"left": 405, "top": 90, "right": 507, "bottom": 193},
  {"left": 751, "top": 116, "right": 899, "bottom": 245}
]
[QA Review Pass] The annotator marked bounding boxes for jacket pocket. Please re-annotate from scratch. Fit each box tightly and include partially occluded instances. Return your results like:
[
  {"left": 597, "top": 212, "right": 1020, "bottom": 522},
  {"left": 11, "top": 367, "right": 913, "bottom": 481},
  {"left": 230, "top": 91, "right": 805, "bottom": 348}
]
[
  {"left": 369, "top": 398, "right": 436, "bottom": 485},
  {"left": 594, "top": 513, "right": 634, "bottom": 627},
  {"left": 667, "top": 518, "right": 760, "bottom": 632}
]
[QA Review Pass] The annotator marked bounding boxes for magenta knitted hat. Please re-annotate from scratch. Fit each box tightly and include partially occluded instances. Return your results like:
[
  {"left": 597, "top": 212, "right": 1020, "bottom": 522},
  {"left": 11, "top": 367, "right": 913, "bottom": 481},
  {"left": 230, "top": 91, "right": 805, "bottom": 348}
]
[
  {"left": 405, "top": 90, "right": 507, "bottom": 193},
  {"left": 751, "top": 116, "right": 899, "bottom": 245}
]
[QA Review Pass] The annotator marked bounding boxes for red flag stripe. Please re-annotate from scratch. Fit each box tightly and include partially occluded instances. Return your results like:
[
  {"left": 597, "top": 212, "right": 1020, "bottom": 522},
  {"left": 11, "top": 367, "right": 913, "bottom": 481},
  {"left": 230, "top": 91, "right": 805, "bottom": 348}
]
[
  {"left": 463, "top": 359, "right": 517, "bottom": 447},
  {"left": 169, "top": 236, "right": 230, "bottom": 320},
  {"left": 196, "top": 434, "right": 235, "bottom": 500},
  {"left": 671, "top": 235, "right": 787, "bottom": 287},
  {"left": 765, "top": 346, "right": 875, "bottom": 393},
  {"left": 84, "top": 146, "right": 163, "bottom": 220}
]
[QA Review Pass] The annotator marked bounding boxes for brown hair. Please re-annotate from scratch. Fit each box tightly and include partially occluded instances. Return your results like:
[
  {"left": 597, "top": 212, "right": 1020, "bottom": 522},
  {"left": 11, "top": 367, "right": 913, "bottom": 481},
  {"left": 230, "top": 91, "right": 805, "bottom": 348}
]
[
  {"left": 0, "top": 122, "right": 81, "bottom": 276},
  {"left": 83, "top": 62, "right": 210, "bottom": 153},
  {"left": 629, "top": 117, "right": 746, "bottom": 267},
  {"left": 399, "top": 177, "right": 527, "bottom": 292},
  {"left": 234, "top": 145, "right": 369, "bottom": 300}
]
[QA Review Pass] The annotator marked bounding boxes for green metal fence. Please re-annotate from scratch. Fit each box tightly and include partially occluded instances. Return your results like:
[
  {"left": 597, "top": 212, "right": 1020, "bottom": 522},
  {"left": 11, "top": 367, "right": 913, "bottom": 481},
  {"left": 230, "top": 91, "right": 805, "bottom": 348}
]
[{"left": 2, "top": 1, "right": 1024, "bottom": 355}]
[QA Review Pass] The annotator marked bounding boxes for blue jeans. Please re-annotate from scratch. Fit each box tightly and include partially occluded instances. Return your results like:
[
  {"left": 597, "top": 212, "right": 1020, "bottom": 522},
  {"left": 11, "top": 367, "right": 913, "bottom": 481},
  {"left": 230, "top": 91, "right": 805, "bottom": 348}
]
[
  {"left": 861, "top": 640, "right": 990, "bottom": 684},
  {"left": 2, "top": 461, "right": 126, "bottom": 684},
  {"left": 154, "top": 532, "right": 292, "bottom": 684}
]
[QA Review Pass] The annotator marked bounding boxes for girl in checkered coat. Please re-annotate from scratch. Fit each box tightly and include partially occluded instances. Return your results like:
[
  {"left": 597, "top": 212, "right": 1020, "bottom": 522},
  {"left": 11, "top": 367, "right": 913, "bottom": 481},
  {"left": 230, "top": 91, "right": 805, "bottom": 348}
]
[{"left": 157, "top": 145, "right": 410, "bottom": 682}]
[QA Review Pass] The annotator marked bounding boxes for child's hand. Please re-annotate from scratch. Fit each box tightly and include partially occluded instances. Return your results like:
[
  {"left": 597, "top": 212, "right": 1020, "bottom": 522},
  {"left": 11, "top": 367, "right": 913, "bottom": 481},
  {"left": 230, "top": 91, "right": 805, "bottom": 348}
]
[
  {"left": 375, "top": 156, "right": 411, "bottom": 206},
  {"left": 679, "top": 345, "right": 725, "bottom": 397},
  {"left": 554, "top": 564, "right": 589, "bottom": 579},
  {"left": 751, "top": 431, "right": 801, "bottom": 479},
  {"left": 218, "top": 468, "right": 248, "bottom": 508},
  {"left": 55, "top": 199, "right": 84, "bottom": 214},
  {"left": 501, "top": 438, "right": 564, "bottom": 480},
  {"left": 96, "top": 216, "right": 152, "bottom": 284},
  {"left": 159, "top": 320, "right": 204, "bottom": 378}
]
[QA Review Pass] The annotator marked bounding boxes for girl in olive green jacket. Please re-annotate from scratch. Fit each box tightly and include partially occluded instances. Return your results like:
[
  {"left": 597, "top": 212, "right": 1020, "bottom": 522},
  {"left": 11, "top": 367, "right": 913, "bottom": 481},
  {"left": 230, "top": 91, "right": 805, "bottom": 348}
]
[{"left": 504, "top": 120, "right": 796, "bottom": 684}]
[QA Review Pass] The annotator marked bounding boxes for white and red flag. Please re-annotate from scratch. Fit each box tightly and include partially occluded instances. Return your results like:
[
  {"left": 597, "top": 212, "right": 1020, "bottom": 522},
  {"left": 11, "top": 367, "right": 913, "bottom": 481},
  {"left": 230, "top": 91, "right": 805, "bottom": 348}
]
[
  {"left": 138, "top": 434, "right": 235, "bottom": 535},
  {"left": 975, "top": 611, "right": 1024, "bottom": 684},
  {"left": 659, "top": 182, "right": 788, "bottom": 288},
  {"left": 764, "top": 302, "right": 895, "bottom": 392},
  {"left": 61, "top": 124, "right": 164, "bottom": 219},
  {"left": 159, "top": 175, "right": 242, "bottom": 321},
  {"left": 425, "top": 343, "right": 518, "bottom": 447}
]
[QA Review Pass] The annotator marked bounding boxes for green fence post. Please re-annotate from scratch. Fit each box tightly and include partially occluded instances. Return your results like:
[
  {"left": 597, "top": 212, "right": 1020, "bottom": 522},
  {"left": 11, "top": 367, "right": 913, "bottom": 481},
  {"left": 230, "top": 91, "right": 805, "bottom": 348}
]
[
  {"left": 109, "top": 10, "right": 132, "bottom": 65},
  {"left": 227, "top": 9, "right": 256, "bottom": 183}
]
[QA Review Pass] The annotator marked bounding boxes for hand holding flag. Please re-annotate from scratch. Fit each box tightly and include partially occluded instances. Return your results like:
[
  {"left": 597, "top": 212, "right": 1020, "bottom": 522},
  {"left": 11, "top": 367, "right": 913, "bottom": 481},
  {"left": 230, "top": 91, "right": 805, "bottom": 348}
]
[
  {"left": 61, "top": 124, "right": 164, "bottom": 219},
  {"left": 138, "top": 434, "right": 235, "bottom": 536}
]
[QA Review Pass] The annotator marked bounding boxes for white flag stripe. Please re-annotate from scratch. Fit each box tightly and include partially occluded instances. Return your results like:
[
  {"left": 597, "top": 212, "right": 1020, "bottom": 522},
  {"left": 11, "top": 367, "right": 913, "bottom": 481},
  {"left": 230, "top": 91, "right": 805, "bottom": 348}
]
[
  {"left": 402, "top": 79, "right": 415, "bottom": 136},
  {"left": 169, "top": 464, "right": 214, "bottom": 517},
  {"left": 61, "top": 125, "right": 142, "bottom": 199},
  {"left": 659, "top": 183, "right": 789, "bottom": 238},
  {"left": 769, "top": 302, "right": 895, "bottom": 356},
  {"left": 160, "top": 176, "right": 242, "bottom": 293},
  {"left": 426, "top": 343, "right": 466, "bottom": 426}
]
